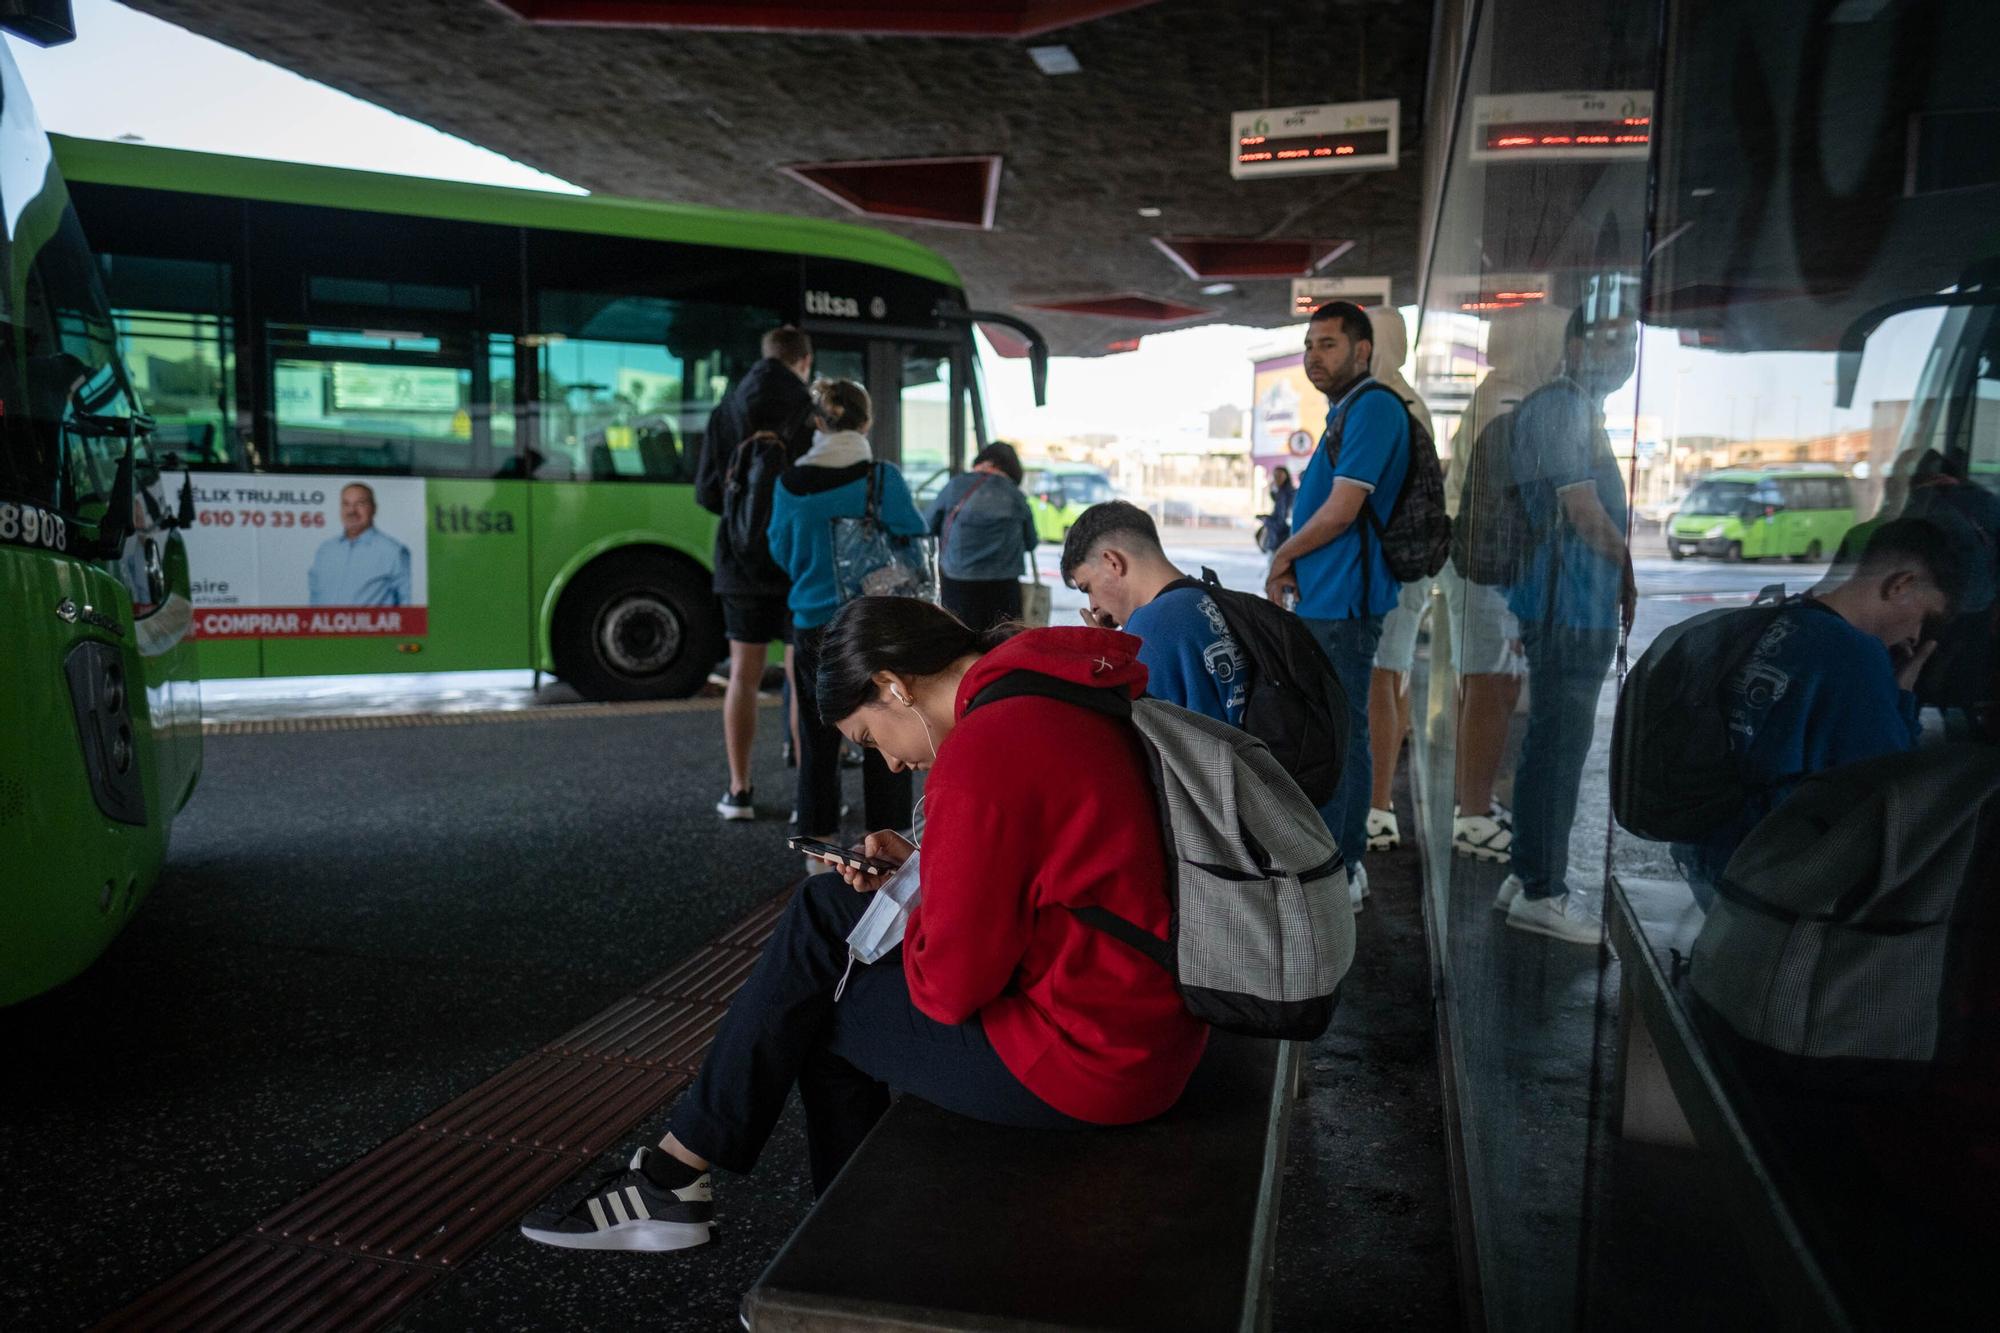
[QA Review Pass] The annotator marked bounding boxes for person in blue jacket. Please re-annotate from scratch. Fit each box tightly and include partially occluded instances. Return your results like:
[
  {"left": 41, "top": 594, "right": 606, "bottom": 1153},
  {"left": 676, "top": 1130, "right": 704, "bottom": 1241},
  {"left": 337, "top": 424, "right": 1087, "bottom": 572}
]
[
  {"left": 768, "top": 378, "right": 927, "bottom": 840},
  {"left": 1671, "top": 517, "right": 1963, "bottom": 906},
  {"left": 1059, "top": 500, "right": 1246, "bottom": 728}
]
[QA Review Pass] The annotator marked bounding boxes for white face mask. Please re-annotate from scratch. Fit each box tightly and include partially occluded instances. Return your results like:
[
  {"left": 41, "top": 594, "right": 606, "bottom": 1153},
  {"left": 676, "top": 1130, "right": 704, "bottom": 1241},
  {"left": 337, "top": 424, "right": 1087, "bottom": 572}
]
[{"left": 843, "top": 851, "right": 923, "bottom": 969}]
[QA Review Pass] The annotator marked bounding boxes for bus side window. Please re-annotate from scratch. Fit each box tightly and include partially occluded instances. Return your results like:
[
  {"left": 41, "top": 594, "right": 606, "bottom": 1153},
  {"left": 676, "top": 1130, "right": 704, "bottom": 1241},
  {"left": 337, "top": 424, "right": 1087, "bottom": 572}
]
[
  {"left": 532, "top": 291, "right": 778, "bottom": 484},
  {"left": 97, "top": 255, "right": 243, "bottom": 469}
]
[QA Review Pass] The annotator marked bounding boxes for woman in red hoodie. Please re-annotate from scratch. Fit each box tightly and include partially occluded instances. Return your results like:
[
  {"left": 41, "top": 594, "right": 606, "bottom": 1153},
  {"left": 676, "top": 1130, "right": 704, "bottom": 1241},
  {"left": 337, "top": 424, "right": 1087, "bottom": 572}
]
[{"left": 522, "top": 597, "right": 1208, "bottom": 1253}]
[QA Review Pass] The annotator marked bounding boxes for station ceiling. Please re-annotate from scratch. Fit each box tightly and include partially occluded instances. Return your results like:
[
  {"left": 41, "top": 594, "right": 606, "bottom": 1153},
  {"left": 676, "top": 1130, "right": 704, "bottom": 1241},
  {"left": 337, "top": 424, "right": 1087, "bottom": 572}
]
[{"left": 122, "top": 0, "right": 1433, "bottom": 356}]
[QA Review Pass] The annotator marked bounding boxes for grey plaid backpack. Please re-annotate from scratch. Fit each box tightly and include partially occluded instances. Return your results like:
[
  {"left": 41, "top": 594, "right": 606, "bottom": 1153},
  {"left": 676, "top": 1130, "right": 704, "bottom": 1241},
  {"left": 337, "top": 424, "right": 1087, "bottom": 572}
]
[
  {"left": 967, "top": 672, "right": 1355, "bottom": 1040},
  {"left": 1690, "top": 743, "right": 2000, "bottom": 1091}
]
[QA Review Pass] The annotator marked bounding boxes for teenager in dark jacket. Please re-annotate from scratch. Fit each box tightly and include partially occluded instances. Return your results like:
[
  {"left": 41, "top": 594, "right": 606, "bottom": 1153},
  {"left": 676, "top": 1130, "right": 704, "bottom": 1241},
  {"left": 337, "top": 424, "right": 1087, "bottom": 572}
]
[
  {"left": 694, "top": 326, "right": 816, "bottom": 823},
  {"left": 520, "top": 599, "right": 1207, "bottom": 1252}
]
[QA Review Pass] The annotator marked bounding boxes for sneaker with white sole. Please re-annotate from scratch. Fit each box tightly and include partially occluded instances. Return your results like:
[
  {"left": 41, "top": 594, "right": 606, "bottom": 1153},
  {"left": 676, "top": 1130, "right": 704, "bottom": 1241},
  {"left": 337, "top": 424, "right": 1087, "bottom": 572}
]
[
  {"left": 1493, "top": 873, "right": 1523, "bottom": 911},
  {"left": 520, "top": 1147, "right": 713, "bottom": 1252},
  {"left": 1349, "top": 863, "right": 1369, "bottom": 912},
  {"left": 1455, "top": 812, "right": 1512, "bottom": 862},
  {"left": 1366, "top": 808, "right": 1400, "bottom": 851},
  {"left": 1504, "top": 891, "right": 1601, "bottom": 944},
  {"left": 716, "top": 788, "right": 755, "bottom": 821}
]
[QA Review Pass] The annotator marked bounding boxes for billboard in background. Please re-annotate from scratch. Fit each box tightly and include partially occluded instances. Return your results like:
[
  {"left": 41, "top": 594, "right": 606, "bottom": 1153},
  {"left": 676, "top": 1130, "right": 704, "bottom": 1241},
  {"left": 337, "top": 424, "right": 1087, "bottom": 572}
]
[
  {"left": 1251, "top": 354, "right": 1327, "bottom": 477},
  {"left": 182, "top": 473, "right": 429, "bottom": 638}
]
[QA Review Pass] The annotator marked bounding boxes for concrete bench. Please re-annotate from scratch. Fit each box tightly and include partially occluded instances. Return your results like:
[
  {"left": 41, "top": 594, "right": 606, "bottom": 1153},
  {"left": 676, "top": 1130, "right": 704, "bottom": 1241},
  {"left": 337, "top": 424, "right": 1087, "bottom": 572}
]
[{"left": 745, "top": 1030, "right": 1300, "bottom": 1332}]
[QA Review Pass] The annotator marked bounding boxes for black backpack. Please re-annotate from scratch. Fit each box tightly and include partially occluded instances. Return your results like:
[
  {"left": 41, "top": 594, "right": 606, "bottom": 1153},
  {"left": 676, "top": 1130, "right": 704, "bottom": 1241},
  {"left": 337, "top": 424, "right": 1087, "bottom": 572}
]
[
  {"left": 1160, "top": 568, "right": 1348, "bottom": 807},
  {"left": 1449, "top": 408, "right": 1538, "bottom": 587},
  {"left": 1330, "top": 382, "right": 1451, "bottom": 586},
  {"left": 1610, "top": 585, "right": 1802, "bottom": 843},
  {"left": 719, "top": 430, "right": 789, "bottom": 585}
]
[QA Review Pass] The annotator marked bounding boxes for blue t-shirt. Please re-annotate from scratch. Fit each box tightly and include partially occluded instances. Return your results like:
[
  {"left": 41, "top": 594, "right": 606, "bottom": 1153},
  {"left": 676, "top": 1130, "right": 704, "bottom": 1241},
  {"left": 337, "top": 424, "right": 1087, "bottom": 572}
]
[
  {"left": 1506, "top": 379, "right": 1629, "bottom": 630},
  {"left": 1677, "top": 601, "right": 1922, "bottom": 884},
  {"left": 308, "top": 526, "right": 411, "bottom": 606},
  {"left": 1126, "top": 585, "right": 1247, "bottom": 727},
  {"left": 768, "top": 462, "right": 926, "bottom": 630},
  {"left": 1291, "top": 378, "right": 1409, "bottom": 620}
]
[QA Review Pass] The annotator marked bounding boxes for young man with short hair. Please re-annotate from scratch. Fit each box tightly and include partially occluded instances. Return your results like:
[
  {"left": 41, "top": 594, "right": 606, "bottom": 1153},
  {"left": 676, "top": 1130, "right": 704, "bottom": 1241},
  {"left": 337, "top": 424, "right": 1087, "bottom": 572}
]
[
  {"left": 1266, "top": 301, "right": 1410, "bottom": 906},
  {"left": 1671, "top": 517, "right": 1962, "bottom": 904},
  {"left": 1061, "top": 501, "right": 1247, "bottom": 728},
  {"left": 693, "top": 326, "right": 816, "bottom": 821}
]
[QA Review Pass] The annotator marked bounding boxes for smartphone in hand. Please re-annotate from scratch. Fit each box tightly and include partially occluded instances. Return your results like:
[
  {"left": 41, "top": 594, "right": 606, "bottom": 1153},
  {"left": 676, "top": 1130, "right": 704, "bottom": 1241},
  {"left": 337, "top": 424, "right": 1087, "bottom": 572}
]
[{"left": 788, "top": 836, "right": 897, "bottom": 875}]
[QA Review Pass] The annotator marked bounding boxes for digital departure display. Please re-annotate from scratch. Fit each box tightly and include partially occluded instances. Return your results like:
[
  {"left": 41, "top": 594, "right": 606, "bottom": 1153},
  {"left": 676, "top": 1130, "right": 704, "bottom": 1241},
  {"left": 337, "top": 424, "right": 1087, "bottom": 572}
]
[
  {"left": 1230, "top": 99, "right": 1399, "bottom": 180},
  {"left": 1237, "top": 129, "right": 1393, "bottom": 169},
  {"left": 1470, "top": 91, "right": 1653, "bottom": 163},
  {"left": 1479, "top": 119, "right": 1649, "bottom": 154}
]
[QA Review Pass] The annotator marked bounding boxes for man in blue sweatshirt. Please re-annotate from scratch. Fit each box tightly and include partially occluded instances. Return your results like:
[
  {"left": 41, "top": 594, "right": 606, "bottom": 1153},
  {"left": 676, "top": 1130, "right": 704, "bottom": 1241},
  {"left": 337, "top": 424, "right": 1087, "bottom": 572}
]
[
  {"left": 1059, "top": 501, "right": 1246, "bottom": 727},
  {"left": 1672, "top": 517, "right": 1964, "bottom": 905}
]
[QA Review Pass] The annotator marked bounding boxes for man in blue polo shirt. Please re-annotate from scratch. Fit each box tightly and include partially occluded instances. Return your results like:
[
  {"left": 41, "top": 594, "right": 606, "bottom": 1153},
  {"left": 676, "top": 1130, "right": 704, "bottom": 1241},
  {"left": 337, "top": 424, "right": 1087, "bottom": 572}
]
[
  {"left": 1266, "top": 301, "right": 1410, "bottom": 905},
  {"left": 1493, "top": 307, "right": 1638, "bottom": 943}
]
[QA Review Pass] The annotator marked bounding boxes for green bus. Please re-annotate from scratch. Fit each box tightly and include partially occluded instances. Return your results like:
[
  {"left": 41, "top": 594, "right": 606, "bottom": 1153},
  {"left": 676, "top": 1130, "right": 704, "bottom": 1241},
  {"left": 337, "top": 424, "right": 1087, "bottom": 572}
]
[
  {"left": 2, "top": 35, "right": 203, "bottom": 1004},
  {"left": 55, "top": 135, "right": 1041, "bottom": 700},
  {"left": 1666, "top": 467, "right": 1858, "bottom": 562}
]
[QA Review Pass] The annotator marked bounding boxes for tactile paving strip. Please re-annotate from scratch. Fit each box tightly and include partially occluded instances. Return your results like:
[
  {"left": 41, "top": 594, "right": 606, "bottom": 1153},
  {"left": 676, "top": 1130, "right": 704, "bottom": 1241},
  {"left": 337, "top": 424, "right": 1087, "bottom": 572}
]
[{"left": 93, "top": 888, "right": 791, "bottom": 1331}]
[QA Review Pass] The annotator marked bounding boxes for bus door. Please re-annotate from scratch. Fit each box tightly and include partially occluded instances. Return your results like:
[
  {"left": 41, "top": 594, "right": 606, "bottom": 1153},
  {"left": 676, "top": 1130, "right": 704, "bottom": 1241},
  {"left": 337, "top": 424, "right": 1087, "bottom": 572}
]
[
  {"left": 256, "top": 316, "right": 530, "bottom": 676},
  {"left": 798, "top": 333, "right": 967, "bottom": 510}
]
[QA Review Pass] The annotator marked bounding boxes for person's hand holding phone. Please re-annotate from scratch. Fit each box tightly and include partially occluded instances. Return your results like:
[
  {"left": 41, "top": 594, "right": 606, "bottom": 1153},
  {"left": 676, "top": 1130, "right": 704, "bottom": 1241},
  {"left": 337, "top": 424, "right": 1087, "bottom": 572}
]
[
  {"left": 1077, "top": 606, "right": 1117, "bottom": 629},
  {"left": 834, "top": 829, "right": 915, "bottom": 891}
]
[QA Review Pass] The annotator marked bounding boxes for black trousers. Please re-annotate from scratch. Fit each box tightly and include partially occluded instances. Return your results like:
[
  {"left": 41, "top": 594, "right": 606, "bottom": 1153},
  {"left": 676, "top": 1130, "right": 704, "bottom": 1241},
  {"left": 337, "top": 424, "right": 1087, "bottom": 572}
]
[
  {"left": 940, "top": 576, "right": 1023, "bottom": 635},
  {"left": 791, "top": 625, "right": 914, "bottom": 837},
  {"left": 666, "top": 873, "right": 1083, "bottom": 1193}
]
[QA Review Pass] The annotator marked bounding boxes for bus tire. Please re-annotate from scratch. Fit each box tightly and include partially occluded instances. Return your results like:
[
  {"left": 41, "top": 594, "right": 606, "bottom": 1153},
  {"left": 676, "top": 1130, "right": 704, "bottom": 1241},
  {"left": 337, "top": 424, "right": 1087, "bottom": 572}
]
[
  {"left": 553, "top": 552, "right": 721, "bottom": 701},
  {"left": 1793, "top": 540, "right": 1822, "bottom": 564},
  {"left": 1727, "top": 541, "right": 1744, "bottom": 562}
]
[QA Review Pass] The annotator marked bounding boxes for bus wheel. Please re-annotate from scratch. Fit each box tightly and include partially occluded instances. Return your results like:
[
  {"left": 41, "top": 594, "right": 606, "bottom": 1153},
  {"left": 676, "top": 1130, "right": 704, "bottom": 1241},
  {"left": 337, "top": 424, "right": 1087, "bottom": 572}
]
[
  {"left": 1793, "top": 540, "right": 1822, "bottom": 564},
  {"left": 1727, "top": 541, "right": 1744, "bottom": 562},
  {"left": 554, "top": 554, "right": 721, "bottom": 701}
]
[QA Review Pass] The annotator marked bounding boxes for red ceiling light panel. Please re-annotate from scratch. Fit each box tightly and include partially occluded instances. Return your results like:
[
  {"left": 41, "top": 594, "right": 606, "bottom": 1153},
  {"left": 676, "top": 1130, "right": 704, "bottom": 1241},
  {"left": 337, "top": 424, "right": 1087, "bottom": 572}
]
[
  {"left": 1150, "top": 236, "right": 1355, "bottom": 281},
  {"left": 779, "top": 156, "right": 1002, "bottom": 229},
  {"left": 489, "top": 1, "right": 1159, "bottom": 37},
  {"left": 1019, "top": 293, "right": 1214, "bottom": 322}
]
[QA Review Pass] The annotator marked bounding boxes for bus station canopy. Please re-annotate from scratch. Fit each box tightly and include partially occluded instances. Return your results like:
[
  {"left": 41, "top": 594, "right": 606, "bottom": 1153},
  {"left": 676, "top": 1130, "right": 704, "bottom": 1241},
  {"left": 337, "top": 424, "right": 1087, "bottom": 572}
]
[{"left": 116, "top": 0, "right": 1430, "bottom": 355}]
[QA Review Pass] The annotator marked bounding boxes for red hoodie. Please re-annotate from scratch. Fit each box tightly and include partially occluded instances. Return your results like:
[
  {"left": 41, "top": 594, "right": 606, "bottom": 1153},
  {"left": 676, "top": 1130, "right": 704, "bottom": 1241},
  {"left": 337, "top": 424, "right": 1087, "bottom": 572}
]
[{"left": 901, "top": 626, "right": 1208, "bottom": 1124}]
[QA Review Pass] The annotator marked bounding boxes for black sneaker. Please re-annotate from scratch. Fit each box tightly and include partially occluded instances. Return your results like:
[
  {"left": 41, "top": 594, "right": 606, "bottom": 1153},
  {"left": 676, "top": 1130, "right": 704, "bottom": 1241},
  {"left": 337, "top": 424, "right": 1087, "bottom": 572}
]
[
  {"left": 519, "top": 1147, "right": 713, "bottom": 1252},
  {"left": 715, "top": 788, "right": 755, "bottom": 821}
]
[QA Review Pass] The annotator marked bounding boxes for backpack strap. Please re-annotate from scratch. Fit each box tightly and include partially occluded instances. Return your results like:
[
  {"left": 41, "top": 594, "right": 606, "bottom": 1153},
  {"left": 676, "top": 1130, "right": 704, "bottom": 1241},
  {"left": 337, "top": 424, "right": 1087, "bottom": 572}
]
[
  {"left": 964, "top": 669, "right": 1177, "bottom": 975},
  {"left": 940, "top": 472, "right": 993, "bottom": 555}
]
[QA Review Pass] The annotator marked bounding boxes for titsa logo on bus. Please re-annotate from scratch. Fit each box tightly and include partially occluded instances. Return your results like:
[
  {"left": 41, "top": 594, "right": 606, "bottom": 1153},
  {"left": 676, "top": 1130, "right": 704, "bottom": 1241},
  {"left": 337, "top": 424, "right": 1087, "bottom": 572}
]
[
  {"left": 805, "top": 290, "right": 862, "bottom": 318},
  {"left": 433, "top": 504, "right": 516, "bottom": 534}
]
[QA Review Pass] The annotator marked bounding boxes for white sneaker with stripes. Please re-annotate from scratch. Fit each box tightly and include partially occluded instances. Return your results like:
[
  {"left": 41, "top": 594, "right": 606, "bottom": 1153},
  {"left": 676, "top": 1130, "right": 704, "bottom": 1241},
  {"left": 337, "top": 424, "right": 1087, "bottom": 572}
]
[{"left": 519, "top": 1147, "right": 714, "bottom": 1252}]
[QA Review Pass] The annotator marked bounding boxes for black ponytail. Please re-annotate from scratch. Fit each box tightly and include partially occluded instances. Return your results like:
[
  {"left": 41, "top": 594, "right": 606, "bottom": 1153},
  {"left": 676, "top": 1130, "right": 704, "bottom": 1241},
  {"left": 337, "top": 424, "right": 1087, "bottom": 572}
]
[{"left": 815, "top": 597, "right": 1017, "bottom": 723}]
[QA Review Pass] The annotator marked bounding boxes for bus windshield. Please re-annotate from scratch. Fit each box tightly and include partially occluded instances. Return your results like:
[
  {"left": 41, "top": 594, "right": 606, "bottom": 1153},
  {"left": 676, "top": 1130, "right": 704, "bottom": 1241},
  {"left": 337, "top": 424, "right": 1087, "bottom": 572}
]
[
  {"left": 1680, "top": 479, "right": 1756, "bottom": 514},
  {"left": 0, "top": 62, "right": 134, "bottom": 516}
]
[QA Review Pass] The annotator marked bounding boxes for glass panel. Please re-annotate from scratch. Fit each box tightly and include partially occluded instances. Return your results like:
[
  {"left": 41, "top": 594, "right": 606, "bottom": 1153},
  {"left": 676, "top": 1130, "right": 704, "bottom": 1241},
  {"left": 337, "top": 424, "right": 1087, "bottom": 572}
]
[
  {"left": 899, "top": 347, "right": 953, "bottom": 482},
  {"left": 1409, "top": 1, "right": 1660, "bottom": 1326},
  {"left": 531, "top": 291, "right": 777, "bottom": 482},
  {"left": 268, "top": 323, "right": 479, "bottom": 475}
]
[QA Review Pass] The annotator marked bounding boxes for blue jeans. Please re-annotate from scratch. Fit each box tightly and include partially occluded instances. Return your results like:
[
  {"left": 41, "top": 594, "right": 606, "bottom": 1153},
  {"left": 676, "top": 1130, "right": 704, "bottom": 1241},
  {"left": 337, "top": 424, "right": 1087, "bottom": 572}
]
[
  {"left": 668, "top": 874, "right": 1082, "bottom": 1193},
  {"left": 1302, "top": 614, "right": 1383, "bottom": 875},
  {"left": 1511, "top": 622, "right": 1619, "bottom": 899}
]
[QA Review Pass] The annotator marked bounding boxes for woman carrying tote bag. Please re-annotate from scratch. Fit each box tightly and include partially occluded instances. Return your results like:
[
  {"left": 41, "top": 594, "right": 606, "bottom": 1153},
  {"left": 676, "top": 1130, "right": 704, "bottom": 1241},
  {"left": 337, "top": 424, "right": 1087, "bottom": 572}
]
[
  {"left": 768, "top": 378, "right": 928, "bottom": 840},
  {"left": 927, "top": 441, "right": 1040, "bottom": 634}
]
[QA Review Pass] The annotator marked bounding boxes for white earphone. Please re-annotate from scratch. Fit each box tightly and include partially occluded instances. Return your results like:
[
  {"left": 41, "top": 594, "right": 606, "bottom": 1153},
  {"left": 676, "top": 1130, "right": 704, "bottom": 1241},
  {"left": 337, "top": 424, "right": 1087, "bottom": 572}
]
[{"left": 893, "top": 687, "right": 912, "bottom": 706}]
